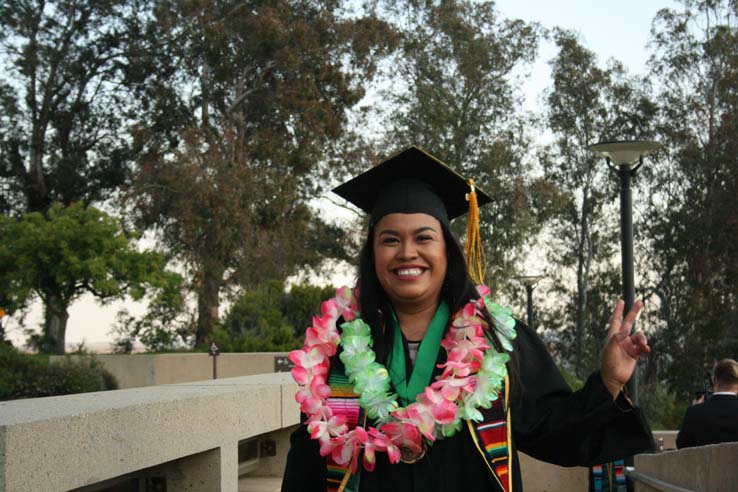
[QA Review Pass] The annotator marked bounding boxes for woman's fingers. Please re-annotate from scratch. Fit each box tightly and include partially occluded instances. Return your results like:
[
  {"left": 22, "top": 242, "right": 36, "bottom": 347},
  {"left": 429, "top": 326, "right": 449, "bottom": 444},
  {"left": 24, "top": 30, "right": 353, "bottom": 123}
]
[
  {"left": 618, "top": 329, "right": 651, "bottom": 359},
  {"left": 632, "top": 330, "right": 651, "bottom": 355},
  {"left": 606, "top": 299, "right": 625, "bottom": 338},
  {"left": 619, "top": 301, "right": 643, "bottom": 335}
]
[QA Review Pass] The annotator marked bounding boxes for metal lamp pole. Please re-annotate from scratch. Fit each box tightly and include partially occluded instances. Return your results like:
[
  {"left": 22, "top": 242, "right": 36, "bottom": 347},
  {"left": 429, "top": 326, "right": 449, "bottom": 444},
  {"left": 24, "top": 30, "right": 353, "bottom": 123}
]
[
  {"left": 618, "top": 161, "right": 638, "bottom": 402},
  {"left": 589, "top": 140, "right": 661, "bottom": 406},
  {"left": 512, "top": 275, "right": 545, "bottom": 330}
]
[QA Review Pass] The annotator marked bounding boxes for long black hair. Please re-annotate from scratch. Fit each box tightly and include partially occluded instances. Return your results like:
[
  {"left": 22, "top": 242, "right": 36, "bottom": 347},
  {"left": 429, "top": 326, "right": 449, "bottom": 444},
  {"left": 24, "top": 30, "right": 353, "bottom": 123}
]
[{"left": 357, "top": 220, "right": 519, "bottom": 395}]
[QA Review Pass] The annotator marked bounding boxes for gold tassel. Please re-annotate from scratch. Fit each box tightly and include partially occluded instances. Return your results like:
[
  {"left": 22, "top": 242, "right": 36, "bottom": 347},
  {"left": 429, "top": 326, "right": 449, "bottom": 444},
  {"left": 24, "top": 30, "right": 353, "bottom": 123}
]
[{"left": 465, "top": 179, "right": 486, "bottom": 285}]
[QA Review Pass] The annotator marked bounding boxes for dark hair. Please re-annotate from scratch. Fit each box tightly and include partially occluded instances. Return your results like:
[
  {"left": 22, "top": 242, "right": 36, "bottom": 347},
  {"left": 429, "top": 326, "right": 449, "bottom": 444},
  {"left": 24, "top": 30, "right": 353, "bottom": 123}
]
[
  {"left": 357, "top": 220, "right": 518, "bottom": 393},
  {"left": 713, "top": 359, "right": 738, "bottom": 387}
]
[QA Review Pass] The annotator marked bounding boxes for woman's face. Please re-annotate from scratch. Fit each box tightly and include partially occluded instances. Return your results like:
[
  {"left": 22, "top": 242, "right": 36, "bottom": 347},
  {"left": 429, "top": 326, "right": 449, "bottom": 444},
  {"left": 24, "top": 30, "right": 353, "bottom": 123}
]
[{"left": 373, "top": 213, "right": 447, "bottom": 310}]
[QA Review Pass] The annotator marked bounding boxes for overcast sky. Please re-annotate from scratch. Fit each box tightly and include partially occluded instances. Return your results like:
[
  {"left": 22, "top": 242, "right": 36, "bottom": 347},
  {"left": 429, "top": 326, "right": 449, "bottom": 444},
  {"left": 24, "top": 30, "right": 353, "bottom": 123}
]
[{"left": 3, "top": 0, "right": 683, "bottom": 349}]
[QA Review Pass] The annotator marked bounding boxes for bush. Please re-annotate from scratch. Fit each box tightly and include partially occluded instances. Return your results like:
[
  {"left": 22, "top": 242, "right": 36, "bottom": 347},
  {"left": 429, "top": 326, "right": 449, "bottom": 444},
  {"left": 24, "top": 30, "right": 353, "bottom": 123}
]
[
  {"left": 216, "top": 281, "right": 336, "bottom": 352},
  {"left": 638, "top": 382, "right": 685, "bottom": 430},
  {"left": 0, "top": 343, "right": 118, "bottom": 401}
]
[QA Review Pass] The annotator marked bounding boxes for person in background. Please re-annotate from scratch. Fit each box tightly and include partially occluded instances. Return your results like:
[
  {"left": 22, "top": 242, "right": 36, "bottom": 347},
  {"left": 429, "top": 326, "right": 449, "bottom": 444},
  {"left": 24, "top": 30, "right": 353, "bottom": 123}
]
[{"left": 676, "top": 358, "right": 738, "bottom": 449}]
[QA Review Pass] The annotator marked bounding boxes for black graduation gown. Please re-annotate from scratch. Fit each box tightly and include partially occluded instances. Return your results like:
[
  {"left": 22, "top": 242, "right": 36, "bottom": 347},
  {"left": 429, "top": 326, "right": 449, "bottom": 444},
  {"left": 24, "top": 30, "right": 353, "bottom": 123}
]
[{"left": 281, "top": 321, "right": 654, "bottom": 492}]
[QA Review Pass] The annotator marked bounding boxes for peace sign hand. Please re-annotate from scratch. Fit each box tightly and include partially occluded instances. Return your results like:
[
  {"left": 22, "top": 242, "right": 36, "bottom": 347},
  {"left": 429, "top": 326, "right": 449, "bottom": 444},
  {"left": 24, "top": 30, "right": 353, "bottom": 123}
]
[{"left": 600, "top": 300, "right": 651, "bottom": 399}]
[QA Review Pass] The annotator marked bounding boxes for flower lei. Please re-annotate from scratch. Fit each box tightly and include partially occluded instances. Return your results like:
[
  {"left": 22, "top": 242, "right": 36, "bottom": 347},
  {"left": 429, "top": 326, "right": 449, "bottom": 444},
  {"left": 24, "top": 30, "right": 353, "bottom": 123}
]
[{"left": 289, "top": 284, "right": 517, "bottom": 472}]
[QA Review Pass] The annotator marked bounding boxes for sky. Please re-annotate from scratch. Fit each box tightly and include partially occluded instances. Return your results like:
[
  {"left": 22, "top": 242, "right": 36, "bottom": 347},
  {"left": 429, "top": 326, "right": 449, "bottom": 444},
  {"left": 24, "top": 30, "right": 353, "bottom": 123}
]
[{"left": 3, "top": 0, "right": 682, "bottom": 350}]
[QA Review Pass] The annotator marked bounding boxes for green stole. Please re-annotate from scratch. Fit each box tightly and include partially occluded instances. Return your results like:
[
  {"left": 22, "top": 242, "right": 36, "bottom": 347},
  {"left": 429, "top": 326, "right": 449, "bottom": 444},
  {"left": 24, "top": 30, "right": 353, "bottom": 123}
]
[{"left": 389, "top": 302, "right": 449, "bottom": 405}]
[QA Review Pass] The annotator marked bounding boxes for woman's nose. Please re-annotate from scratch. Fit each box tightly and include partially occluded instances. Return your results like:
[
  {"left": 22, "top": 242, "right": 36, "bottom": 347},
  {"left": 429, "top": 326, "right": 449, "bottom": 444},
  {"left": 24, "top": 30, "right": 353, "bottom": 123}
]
[{"left": 397, "top": 240, "right": 418, "bottom": 259}]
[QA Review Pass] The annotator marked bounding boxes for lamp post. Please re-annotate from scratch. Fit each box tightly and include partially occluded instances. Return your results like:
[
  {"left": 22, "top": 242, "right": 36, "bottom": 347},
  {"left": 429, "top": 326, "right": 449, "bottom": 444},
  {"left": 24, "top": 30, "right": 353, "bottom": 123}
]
[
  {"left": 589, "top": 140, "right": 661, "bottom": 406},
  {"left": 512, "top": 275, "right": 545, "bottom": 329}
]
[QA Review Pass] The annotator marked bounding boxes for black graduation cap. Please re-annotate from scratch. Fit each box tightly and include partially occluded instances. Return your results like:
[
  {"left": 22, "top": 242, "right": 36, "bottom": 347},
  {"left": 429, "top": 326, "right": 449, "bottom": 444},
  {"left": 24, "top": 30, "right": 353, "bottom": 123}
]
[{"left": 331, "top": 146, "right": 492, "bottom": 226}]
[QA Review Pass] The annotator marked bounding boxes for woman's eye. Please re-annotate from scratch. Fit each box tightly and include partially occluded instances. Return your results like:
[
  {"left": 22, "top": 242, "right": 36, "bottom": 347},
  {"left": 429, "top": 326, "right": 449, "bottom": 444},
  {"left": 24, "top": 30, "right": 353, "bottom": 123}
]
[
  {"left": 417, "top": 235, "right": 433, "bottom": 242},
  {"left": 381, "top": 237, "right": 399, "bottom": 244}
]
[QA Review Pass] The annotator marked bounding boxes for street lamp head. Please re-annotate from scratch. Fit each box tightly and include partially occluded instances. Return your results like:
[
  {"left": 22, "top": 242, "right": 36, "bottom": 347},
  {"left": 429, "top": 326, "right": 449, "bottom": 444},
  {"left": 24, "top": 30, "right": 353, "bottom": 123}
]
[
  {"left": 512, "top": 274, "right": 546, "bottom": 287},
  {"left": 589, "top": 140, "right": 662, "bottom": 166}
]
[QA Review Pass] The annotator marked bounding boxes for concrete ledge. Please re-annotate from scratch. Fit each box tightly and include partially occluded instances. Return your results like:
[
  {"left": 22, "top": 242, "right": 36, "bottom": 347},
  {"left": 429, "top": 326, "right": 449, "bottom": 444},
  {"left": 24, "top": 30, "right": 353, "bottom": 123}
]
[
  {"left": 0, "top": 373, "right": 299, "bottom": 492},
  {"left": 52, "top": 353, "right": 290, "bottom": 389},
  {"left": 634, "top": 442, "right": 738, "bottom": 492}
]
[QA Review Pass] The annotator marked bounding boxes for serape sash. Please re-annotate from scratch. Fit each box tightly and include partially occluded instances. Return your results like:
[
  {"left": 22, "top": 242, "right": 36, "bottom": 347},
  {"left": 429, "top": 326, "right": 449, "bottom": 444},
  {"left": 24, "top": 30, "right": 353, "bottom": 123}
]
[
  {"left": 326, "top": 369, "right": 364, "bottom": 492},
  {"left": 591, "top": 460, "right": 626, "bottom": 492},
  {"left": 467, "top": 374, "right": 512, "bottom": 492}
]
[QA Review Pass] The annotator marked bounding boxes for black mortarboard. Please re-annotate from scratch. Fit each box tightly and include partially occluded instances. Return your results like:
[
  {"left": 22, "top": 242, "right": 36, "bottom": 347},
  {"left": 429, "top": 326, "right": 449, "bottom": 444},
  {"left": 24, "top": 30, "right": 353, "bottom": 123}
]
[
  {"left": 332, "top": 146, "right": 492, "bottom": 283},
  {"left": 331, "top": 146, "right": 492, "bottom": 226}
]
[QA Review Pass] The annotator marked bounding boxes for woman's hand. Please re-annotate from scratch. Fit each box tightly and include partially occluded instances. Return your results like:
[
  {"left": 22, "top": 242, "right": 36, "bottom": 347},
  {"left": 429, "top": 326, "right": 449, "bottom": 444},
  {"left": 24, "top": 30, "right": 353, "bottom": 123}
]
[{"left": 600, "top": 300, "right": 651, "bottom": 399}]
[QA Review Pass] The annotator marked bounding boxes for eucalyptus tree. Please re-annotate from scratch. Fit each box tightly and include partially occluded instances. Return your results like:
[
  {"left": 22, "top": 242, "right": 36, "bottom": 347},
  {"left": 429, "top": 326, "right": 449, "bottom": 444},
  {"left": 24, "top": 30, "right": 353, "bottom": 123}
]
[
  {"left": 542, "top": 29, "right": 656, "bottom": 377},
  {"left": 377, "top": 0, "right": 550, "bottom": 288},
  {"left": 126, "top": 0, "right": 397, "bottom": 346},
  {"left": 0, "top": 0, "right": 148, "bottom": 214},
  {"left": 642, "top": 0, "right": 738, "bottom": 395}
]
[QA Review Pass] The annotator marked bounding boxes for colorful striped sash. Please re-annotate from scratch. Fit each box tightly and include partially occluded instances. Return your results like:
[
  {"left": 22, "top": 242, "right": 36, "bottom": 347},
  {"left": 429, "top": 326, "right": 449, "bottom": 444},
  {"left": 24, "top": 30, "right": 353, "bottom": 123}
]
[
  {"left": 326, "top": 369, "right": 364, "bottom": 492},
  {"left": 591, "top": 460, "right": 626, "bottom": 492},
  {"left": 468, "top": 374, "right": 511, "bottom": 492},
  {"left": 325, "top": 369, "right": 511, "bottom": 492}
]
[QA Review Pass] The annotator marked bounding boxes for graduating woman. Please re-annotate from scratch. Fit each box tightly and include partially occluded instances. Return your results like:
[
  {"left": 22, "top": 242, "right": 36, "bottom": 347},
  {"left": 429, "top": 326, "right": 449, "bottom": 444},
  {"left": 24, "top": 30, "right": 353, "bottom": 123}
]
[{"left": 282, "top": 146, "right": 653, "bottom": 492}]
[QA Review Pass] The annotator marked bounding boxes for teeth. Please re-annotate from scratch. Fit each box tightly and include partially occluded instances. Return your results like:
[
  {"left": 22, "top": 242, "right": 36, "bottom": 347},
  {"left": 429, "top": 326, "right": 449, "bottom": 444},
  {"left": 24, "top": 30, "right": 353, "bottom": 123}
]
[{"left": 396, "top": 268, "right": 423, "bottom": 276}]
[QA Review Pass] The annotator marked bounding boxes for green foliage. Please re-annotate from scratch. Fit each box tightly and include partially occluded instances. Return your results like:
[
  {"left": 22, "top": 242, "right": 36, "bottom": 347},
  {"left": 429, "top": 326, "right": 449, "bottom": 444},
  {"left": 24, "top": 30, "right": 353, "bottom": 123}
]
[
  {"left": 125, "top": 0, "right": 397, "bottom": 347},
  {"left": 638, "top": 382, "right": 685, "bottom": 431},
  {"left": 216, "top": 281, "right": 336, "bottom": 352},
  {"left": 378, "top": 0, "right": 545, "bottom": 289},
  {"left": 541, "top": 29, "right": 656, "bottom": 378},
  {"left": 283, "top": 284, "right": 338, "bottom": 336},
  {"left": 0, "top": 343, "right": 118, "bottom": 401},
  {"left": 0, "top": 0, "right": 147, "bottom": 214},
  {"left": 559, "top": 365, "right": 584, "bottom": 391},
  {"left": 0, "top": 202, "right": 181, "bottom": 354},
  {"left": 110, "top": 282, "right": 193, "bottom": 353},
  {"left": 638, "top": 0, "right": 738, "bottom": 397}
]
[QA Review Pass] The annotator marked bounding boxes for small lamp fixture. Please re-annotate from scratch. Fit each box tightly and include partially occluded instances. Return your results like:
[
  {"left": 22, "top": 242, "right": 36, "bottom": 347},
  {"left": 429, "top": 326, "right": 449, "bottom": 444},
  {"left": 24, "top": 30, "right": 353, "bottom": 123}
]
[
  {"left": 512, "top": 274, "right": 545, "bottom": 287},
  {"left": 589, "top": 140, "right": 662, "bottom": 168},
  {"left": 512, "top": 275, "right": 545, "bottom": 329}
]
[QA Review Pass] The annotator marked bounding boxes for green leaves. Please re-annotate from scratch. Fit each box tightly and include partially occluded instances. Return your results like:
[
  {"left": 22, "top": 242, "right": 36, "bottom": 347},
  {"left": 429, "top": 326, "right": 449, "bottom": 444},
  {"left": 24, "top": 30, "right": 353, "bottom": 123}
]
[{"left": 0, "top": 202, "right": 181, "bottom": 352}]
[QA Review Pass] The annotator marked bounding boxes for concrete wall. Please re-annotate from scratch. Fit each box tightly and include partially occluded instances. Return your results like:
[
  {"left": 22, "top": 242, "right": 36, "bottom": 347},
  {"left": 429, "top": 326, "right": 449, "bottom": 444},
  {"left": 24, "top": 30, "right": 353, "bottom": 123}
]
[
  {"left": 0, "top": 373, "right": 299, "bottom": 492},
  {"left": 0, "top": 365, "right": 696, "bottom": 492},
  {"left": 634, "top": 442, "right": 738, "bottom": 492},
  {"left": 516, "top": 431, "right": 680, "bottom": 492},
  {"left": 520, "top": 453, "right": 588, "bottom": 492},
  {"left": 52, "top": 353, "right": 290, "bottom": 389}
]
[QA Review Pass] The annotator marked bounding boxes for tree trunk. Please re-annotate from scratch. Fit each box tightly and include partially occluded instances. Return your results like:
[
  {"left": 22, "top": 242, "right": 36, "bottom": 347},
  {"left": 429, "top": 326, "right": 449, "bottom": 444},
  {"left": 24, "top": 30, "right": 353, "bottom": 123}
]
[
  {"left": 45, "top": 293, "right": 69, "bottom": 355},
  {"left": 574, "top": 192, "right": 592, "bottom": 378},
  {"left": 195, "top": 263, "right": 224, "bottom": 347}
]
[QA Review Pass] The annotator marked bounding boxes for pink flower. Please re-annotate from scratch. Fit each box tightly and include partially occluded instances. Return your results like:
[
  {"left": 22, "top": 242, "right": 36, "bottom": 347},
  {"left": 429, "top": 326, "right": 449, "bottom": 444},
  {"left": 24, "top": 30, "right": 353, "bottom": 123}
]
[
  {"left": 394, "top": 402, "right": 436, "bottom": 440},
  {"left": 378, "top": 422, "right": 419, "bottom": 463},
  {"left": 308, "top": 414, "right": 348, "bottom": 443},
  {"left": 441, "top": 338, "right": 487, "bottom": 364},
  {"left": 363, "top": 426, "right": 401, "bottom": 470},
  {"left": 289, "top": 348, "right": 329, "bottom": 385},
  {"left": 335, "top": 286, "right": 360, "bottom": 321},
  {"left": 476, "top": 285, "right": 490, "bottom": 298},
  {"left": 431, "top": 375, "right": 476, "bottom": 401},
  {"left": 418, "top": 387, "right": 458, "bottom": 425},
  {"left": 323, "top": 430, "right": 363, "bottom": 470},
  {"left": 305, "top": 326, "right": 339, "bottom": 357}
]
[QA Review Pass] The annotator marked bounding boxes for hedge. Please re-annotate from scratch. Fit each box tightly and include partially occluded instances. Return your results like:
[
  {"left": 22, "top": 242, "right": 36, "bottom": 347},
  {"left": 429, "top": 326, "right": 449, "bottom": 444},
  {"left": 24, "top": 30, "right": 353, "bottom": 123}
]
[{"left": 0, "top": 343, "right": 118, "bottom": 401}]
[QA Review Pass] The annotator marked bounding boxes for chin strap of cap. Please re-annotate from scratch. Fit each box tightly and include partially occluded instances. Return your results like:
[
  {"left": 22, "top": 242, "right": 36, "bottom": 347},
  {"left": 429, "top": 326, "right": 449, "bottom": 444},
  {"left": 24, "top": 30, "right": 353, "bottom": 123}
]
[{"left": 465, "top": 179, "right": 486, "bottom": 285}]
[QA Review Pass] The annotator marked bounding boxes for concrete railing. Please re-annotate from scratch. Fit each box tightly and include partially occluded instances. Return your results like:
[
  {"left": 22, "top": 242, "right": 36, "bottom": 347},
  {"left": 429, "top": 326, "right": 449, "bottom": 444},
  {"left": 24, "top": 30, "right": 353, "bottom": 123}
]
[
  {"left": 51, "top": 352, "right": 291, "bottom": 389},
  {"left": 1, "top": 367, "right": 714, "bottom": 492},
  {"left": 632, "top": 441, "right": 738, "bottom": 492},
  {"left": 0, "top": 373, "right": 299, "bottom": 492}
]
